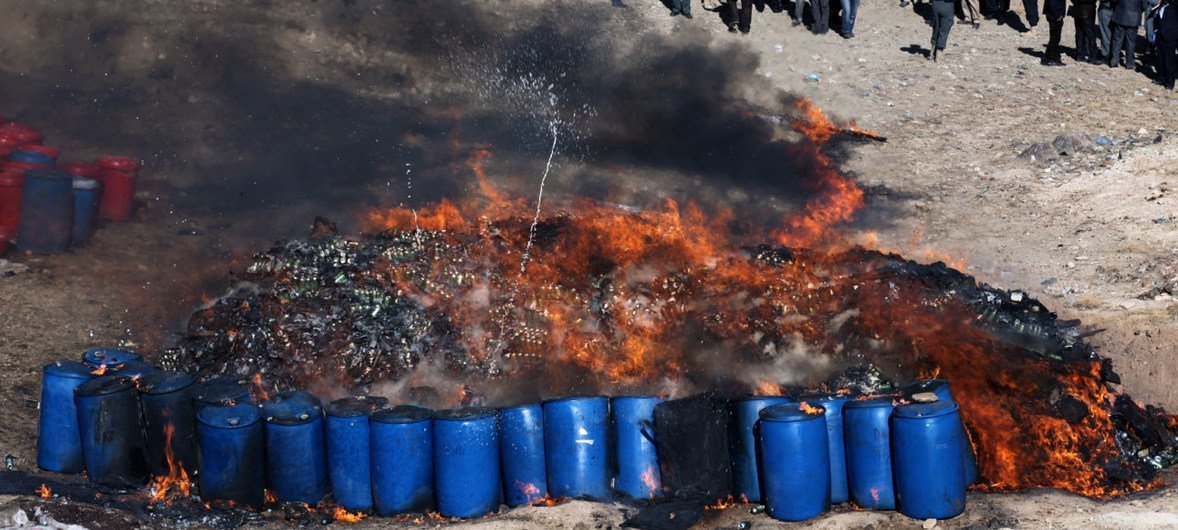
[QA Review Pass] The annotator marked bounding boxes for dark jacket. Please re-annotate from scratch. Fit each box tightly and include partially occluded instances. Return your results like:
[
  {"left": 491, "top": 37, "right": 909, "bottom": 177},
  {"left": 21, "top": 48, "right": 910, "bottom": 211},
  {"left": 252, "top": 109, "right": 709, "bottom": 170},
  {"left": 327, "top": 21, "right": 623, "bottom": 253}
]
[
  {"left": 1045, "top": 0, "right": 1067, "bottom": 16},
  {"left": 1159, "top": 3, "right": 1178, "bottom": 39},
  {"left": 1112, "top": 0, "right": 1150, "bottom": 25}
]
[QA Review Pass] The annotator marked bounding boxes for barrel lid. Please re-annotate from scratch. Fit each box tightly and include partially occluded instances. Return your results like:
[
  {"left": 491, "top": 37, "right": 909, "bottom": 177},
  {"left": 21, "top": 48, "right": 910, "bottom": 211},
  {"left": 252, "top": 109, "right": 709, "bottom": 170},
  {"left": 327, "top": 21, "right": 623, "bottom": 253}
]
[
  {"left": 371, "top": 405, "right": 433, "bottom": 424},
  {"left": 81, "top": 348, "right": 141, "bottom": 367},
  {"left": 902, "top": 379, "right": 951, "bottom": 398},
  {"left": 193, "top": 376, "right": 251, "bottom": 404},
  {"left": 75, "top": 374, "right": 135, "bottom": 397},
  {"left": 96, "top": 156, "right": 140, "bottom": 171},
  {"left": 326, "top": 395, "right": 389, "bottom": 418},
  {"left": 797, "top": 391, "right": 853, "bottom": 403},
  {"left": 844, "top": 396, "right": 898, "bottom": 410},
  {"left": 138, "top": 371, "right": 196, "bottom": 395},
  {"left": 111, "top": 360, "right": 159, "bottom": 380},
  {"left": 542, "top": 395, "right": 608, "bottom": 406},
  {"left": 72, "top": 177, "right": 99, "bottom": 190},
  {"left": 23, "top": 169, "right": 71, "bottom": 182},
  {"left": 499, "top": 402, "right": 542, "bottom": 414},
  {"left": 8, "top": 151, "right": 53, "bottom": 164},
  {"left": 611, "top": 395, "right": 662, "bottom": 404},
  {"left": 198, "top": 403, "right": 261, "bottom": 429},
  {"left": 760, "top": 403, "right": 826, "bottom": 422},
  {"left": 894, "top": 400, "right": 959, "bottom": 419},
  {"left": 433, "top": 406, "right": 497, "bottom": 422},
  {"left": 43, "top": 360, "right": 96, "bottom": 380},
  {"left": 261, "top": 391, "right": 323, "bottom": 425}
]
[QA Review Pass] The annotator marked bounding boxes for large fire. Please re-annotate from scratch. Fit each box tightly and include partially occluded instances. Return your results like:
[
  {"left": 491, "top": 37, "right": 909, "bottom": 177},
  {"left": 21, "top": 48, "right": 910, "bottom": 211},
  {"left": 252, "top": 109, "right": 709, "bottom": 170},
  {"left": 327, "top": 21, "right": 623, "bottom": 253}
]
[
  {"left": 149, "top": 422, "right": 192, "bottom": 504},
  {"left": 182, "top": 99, "right": 1176, "bottom": 497}
]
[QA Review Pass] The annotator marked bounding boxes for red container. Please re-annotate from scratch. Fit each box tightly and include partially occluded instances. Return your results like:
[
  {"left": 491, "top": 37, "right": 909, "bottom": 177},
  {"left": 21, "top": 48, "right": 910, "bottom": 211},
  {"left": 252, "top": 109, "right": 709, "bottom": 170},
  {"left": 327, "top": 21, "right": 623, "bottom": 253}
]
[
  {"left": 59, "top": 162, "right": 101, "bottom": 179},
  {"left": 95, "top": 156, "right": 139, "bottom": 221},
  {"left": 3, "top": 161, "right": 50, "bottom": 173},
  {"left": 21, "top": 144, "right": 58, "bottom": 161},
  {"left": 0, "top": 170, "right": 23, "bottom": 249},
  {"left": 0, "top": 124, "right": 43, "bottom": 145}
]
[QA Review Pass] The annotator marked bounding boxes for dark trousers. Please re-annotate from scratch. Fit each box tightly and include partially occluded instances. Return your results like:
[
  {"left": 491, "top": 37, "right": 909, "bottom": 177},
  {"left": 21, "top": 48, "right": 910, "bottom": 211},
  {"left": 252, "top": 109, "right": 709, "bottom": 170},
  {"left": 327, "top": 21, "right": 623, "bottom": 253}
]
[
  {"left": 1072, "top": 4, "right": 1098, "bottom": 60},
  {"left": 812, "top": 0, "right": 831, "bottom": 32},
  {"left": 1098, "top": 7, "right": 1114, "bottom": 57},
  {"left": 1109, "top": 23, "right": 1138, "bottom": 68},
  {"left": 1045, "top": 17, "right": 1065, "bottom": 60},
  {"left": 728, "top": 0, "right": 753, "bottom": 31},
  {"left": 982, "top": 0, "right": 1009, "bottom": 16},
  {"left": 1160, "top": 37, "right": 1178, "bottom": 89},
  {"left": 932, "top": 0, "right": 955, "bottom": 49},
  {"left": 792, "top": 0, "right": 806, "bottom": 21},
  {"left": 1023, "top": 0, "right": 1040, "bottom": 26},
  {"left": 672, "top": 0, "right": 692, "bottom": 15}
]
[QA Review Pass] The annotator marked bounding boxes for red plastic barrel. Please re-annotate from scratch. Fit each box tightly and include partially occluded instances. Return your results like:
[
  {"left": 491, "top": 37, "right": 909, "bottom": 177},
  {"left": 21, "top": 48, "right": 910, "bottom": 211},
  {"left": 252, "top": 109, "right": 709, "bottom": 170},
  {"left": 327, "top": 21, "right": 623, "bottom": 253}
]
[
  {"left": 0, "top": 170, "right": 23, "bottom": 253},
  {"left": 59, "top": 162, "right": 101, "bottom": 179},
  {"left": 95, "top": 156, "right": 139, "bottom": 221},
  {"left": 3, "top": 161, "right": 50, "bottom": 173},
  {"left": 0, "top": 124, "right": 43, "bottom": 145}
]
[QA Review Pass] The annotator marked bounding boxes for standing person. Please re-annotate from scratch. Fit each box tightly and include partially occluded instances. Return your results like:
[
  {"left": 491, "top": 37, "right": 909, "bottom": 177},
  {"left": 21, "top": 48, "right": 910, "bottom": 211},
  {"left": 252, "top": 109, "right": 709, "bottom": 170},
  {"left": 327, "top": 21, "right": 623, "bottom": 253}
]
[
  {"left": 932, "top": 0, "right": 956, "bottom": 60},
  {"left": 1098, "top": 0, "right": 1116, "bottom": 59},
  {"left": 1109, "top": 0, "right": 1150, "bottom": 68},
  {"left": 813, "top": 0, "right": 832, "bottom": 33},
  {"left": 841, "top": 0, "right": 861, "bottom": 36},
  {"left": 671, "top": 0, "right": 694, "bottom": 18},
  {"left": 728, "top": 0, "right": 753, "bottom": 33},
  {"left": 1024, "top": 0, "right": 1042, "bottom": 32},
  {"left": 1143, "top": 0, "right": 1161, "bottom": 55},
  {"left": 1043, "top": 0, "right": 1068, "bottom": 63},
  {"left": 792, "top": 0, "right": 808, "bottom": 27},
  {"left": 1157, "top": 0, "right": 1178, "bottom": 89},
  {"left": 1073, "top": 0, "right": 1101, "bottom": 63}
]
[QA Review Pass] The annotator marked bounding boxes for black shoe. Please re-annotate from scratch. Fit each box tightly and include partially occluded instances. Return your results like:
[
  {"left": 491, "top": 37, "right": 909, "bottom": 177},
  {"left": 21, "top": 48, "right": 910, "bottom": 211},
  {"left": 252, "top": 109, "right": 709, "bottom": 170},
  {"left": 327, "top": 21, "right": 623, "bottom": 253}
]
[
  {"left": 683, "top": 11, "right": 693, "bottom": 18},
  {"left": 791, "top": 18, "right": 802, "bottom": 26},
  {"left": 670, "top": 10, "right": 680, "bottom": 16},
  {"left": 728, "top": 24, "right": 739, "bottom": 32},
  {"left": 741, "top": 30, "right": 750, "bottom": 35},
  {"left": 843, "top": 32, "right": 855, "bottom": 38},
  {"left": 1088, "top": 58, "right": 1101, "bottom": 65},
  {"left": 932, "top": 48, "right": 939, "bottom": 61}
]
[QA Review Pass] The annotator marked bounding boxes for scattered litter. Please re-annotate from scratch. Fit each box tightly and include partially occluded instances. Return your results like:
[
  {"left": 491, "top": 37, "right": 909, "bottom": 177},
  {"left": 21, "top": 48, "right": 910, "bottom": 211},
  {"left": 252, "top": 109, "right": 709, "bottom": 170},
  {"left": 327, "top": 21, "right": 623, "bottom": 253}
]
[
  {"left": 774, "top": 44, "right": 784, "bottom": 53},
  {"left": 805, "top": 73, "right": 821, "bottom": 82},
  {"left": 0, "top": 259, "right": 30, "bottom": 277}
]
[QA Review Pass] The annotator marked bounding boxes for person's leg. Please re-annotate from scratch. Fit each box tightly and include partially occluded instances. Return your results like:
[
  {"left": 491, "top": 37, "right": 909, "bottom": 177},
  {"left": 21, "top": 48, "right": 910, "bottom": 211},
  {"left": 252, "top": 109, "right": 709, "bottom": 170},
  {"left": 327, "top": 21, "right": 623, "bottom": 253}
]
[
  {"left": 1109, "top": 24, "right": 1126, "bottom": 66},
  {"left": 1047, "top": 18, "right": 1064, "bottom": 61},
  {"left": 741, "top": 0, "right": 754, "bottom": 31},
  {"left": 840, "top": 0, "right": 854, "bottom": 34},
  {"left": 1023, "top": 0, "right": 1040, "bottom": 28},
  {"left": 813, "top": 0, "right": 830, "bottom": 33},
  {"left": 1162, "top": 38, "right": 1178, "bottom": 88},
  {"left": 1098, "top": 8, "right": 1113, "bottom": 57},
  {"left": 1123, "top": 25, "right": 1137, "bottom": 68},
  {"left": 793, "top": 0, "right": 806, "bottom": 23}
]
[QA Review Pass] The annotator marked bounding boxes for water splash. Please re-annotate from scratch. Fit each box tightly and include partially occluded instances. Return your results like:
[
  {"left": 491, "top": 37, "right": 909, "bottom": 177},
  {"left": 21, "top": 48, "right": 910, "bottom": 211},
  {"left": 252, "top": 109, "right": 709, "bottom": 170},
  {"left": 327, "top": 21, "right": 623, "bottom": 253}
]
[{"left": 521, "top": 122, "right": 559, "bottom": 273}]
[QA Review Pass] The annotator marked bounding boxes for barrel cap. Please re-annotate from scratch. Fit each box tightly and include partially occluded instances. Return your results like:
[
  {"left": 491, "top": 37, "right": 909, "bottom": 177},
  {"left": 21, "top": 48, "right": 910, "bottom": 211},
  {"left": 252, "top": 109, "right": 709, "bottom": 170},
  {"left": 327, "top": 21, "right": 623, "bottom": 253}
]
[
  {"left": 844, "top": 396, "right": 898, "bottom": 410},
  {"left": 81, "top": 348, "right": 141, "bottom": 368},
  {"left": 72, "top": 177, "right": 99, "bottom": 190},
  {"left": 261, "top": 390, "right": 323, "bottom": 425},
  {"left": 326, "top": 395, "right": 389, "bottom": 418},
  {"left": 43, "top": 360, "right": 96, "bottom": 380},
  {"left": 137, "top": 371, "right": 196, "bottom": 395},
  {"left": 198, "top": 403, "right": 261, "bottom": 429},
  {"left": 760, "top": 402, "right": 826, "bottom": 422},
  {"left": 23, "top": 169, "right": 71, "bottom": 182},
  {"left": 894, "top": 400, "right": 959, "bottom": 419},
  {"left": 371, "top": 405, "right": 433, "bottom": 424},
  {"left": 193, "top": 376, "right": 251, "bottom": 405},
  {"left": 433, "top": 406, "right": 497, "bottom": 422},
  {"left": 75, "top": 374, "right": 135, "bottom": 397}
]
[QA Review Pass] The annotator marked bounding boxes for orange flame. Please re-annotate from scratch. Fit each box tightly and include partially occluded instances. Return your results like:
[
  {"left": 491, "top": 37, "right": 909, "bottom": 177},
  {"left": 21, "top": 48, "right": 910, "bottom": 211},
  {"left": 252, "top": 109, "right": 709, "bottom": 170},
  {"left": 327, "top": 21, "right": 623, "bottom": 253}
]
[
  {"left": 90, "top": 364, "right": 109, "bottom": 376},
  {"left": 332, "top": 506, "right": 365, "bottom": 523},
  {"left": 37, "top": 484, "right": 51, "bottom": 499},
  {"left": 640, "top": 464, "right": 660, "bottom": 499},
  {"left": 705, "top": 494, "right": 749, "bottom": 511},
  {"left": 265, "top": 489, "right": 277, "bottom": 504},
  {"left": 149, "top": 422, "right": 192, "bottom": 504},
  {"left": 249, "top": 373, "right": 271, "bottom": 403},
  {"left": 798, "top": 401, "right": 824, "bottom": 415},
  {"left": 752, "top": 380, "right": 784, "bottom": 396}
]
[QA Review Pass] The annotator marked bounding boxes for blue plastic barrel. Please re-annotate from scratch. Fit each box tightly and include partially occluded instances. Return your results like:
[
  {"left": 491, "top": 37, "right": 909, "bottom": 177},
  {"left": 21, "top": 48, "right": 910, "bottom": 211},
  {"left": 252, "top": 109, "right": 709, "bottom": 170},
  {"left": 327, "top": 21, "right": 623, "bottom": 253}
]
[
  {"left": 434, "top": 407, "right": 501, "bottom": 518},
  {"left": 612, "top": 396, "right": 663, "bottom": 500},
  {"left": 729, "top": 395, "right": 792, "bottom": 503},
  {"left": 137, "top": 371, "right": 199, "bottom": 478},
  {"left": 197, "top": 403, "right": 265, "bottom": 508},
  {"left": 192, "top": 376, "right": 252, "bottom": 411},
  {"left": 892, "top": 401, "right": 967, "bottom": 519},
  {"left": 499, "top": 403, "right": 548, "bottom": 507},
  {"left": 74, "top": 374, "right": 150, "bottom": 487},
  {"left": 261, "top": 390, "right": 328, "bottom": 504},
  {"left": 112, "top": 360, "right": 159, "bottom": 380},
  {"left": 798, "top": 393, "right": 852, "bottom": 503},
  {"left": 543, "top": 396, "right": 609, "bottom": 500},
  {"left": 326, "top": 396, "right": 388, "bottom": 512},
  {"left": 371, "top": 405, "right": 435, "bottom": 515},
  {"left": 843, "top": 398, "right": 896, "bottom": 510},
  {"left": 70, "top": 177, "right": 99, "bottom": 245},
  {"left": 81, "top": 348, "right": 141, "bottom": 369},
  {"left": 902, "top": 379, "right": 978, "bottom": 485},
  {"left": 759, "top": 403, "right": 830, "bottom": 522},
  {"left": 37, "top": 361, "right": 95, "bottom": 473},
  {"left": 8, "top": 150, "right": 54, "bottom": 165},
  {"left": 16, "top": 170, "right": 73, "bottom": 254}
]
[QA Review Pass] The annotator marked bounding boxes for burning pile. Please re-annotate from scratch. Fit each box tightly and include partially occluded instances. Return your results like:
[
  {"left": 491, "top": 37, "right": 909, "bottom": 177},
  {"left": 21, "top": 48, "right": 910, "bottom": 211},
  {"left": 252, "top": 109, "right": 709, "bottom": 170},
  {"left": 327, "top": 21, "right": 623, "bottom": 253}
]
[{"left": 175, "top": 102, "right": 1178, "bottom": 497}]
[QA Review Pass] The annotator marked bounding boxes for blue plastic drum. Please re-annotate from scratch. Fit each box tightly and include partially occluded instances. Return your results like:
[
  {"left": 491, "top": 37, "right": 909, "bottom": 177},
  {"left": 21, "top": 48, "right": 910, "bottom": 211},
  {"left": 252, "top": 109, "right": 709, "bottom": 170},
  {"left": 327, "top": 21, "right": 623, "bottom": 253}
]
[
  {"left": 17, "top": 170, "right": 73, "bottom": 254},
  {"left": 612, "top": 396, "right": 663, "bottom": 500},
  {"left": 197, "top": 403, "right": 265, "bottom": 508},
  {"left": 137, "top": 371, "right": 199, "bottom": 478},
  {"left": 434, "top": 407, "right": 501, "bottom": 518},
  {"left": 261, "top": 390, "right": 328, "bottom": 504},
  {"left": 192, "top": 376, "right": 252, "bottom": 411},
  {"left": 37, "top": 361, "right": 95, "bottom": 473},
  {"left": 499, "top": 403, "right": 548, "bottom": 507},
  {"left": 326, "top": 395, "right": 388, "bottom": 512},
  {"left": 798, "top": 393, "right": 852, "bottom": 503},
  {"left": 81, "top": 348, "right": 141, "bottom": 370},
  {"left": 74, "top": 374, "right": 150, "bottom": 487},
  {"left": 843, "top": 398, "right": 896, "bottom": 510},
  {"left": 543, "top": 396, "right": 609, "bottom": 500},
  {"left": 892, "top": 401, "right": 967, "bottom": 519},
  {"left": 758, "top": 403, "right": 830, "bottom": 522},
  {"left": 371, "top": 405, "right": 435, "bottom": 515},
  {"left": 902, "top": 379, "right": 978, "bottom": 485},
  {"left": 729, "top": 395, "right": 792, "bottom": 503},
  {"left": 71, "top": 177, "right": 99, "bottom": 245}
]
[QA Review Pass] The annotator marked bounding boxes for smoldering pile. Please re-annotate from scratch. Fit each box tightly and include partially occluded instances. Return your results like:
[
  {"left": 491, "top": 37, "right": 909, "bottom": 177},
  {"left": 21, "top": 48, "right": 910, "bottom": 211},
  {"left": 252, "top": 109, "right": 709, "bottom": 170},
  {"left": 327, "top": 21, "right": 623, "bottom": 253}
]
[{"left": 173, "top": 211, "right": 1178, "bottom": 495}]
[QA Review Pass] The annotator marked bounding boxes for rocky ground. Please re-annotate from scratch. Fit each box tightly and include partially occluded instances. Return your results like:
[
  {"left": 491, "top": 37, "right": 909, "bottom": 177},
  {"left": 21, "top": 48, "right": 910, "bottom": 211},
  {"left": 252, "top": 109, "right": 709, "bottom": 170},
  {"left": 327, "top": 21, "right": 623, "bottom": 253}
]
[{"left": 1, "top": 0, "right": 1177, "bottom": 528}]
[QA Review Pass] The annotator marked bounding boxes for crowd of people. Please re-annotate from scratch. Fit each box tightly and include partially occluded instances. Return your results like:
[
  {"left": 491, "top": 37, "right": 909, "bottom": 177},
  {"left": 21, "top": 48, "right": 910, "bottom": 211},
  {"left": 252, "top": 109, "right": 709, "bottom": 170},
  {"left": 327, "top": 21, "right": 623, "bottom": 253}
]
[{"left": 640, "top": 0, "right": 1178, "bottom": 90}]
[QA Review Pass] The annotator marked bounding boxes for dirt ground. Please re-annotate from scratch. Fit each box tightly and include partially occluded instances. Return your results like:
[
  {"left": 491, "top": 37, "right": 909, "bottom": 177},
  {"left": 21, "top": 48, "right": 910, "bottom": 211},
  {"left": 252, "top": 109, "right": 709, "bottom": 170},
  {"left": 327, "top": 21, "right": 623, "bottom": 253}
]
[{"left": 1, "top": 0, "right": 1177, "bottom": 528}]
